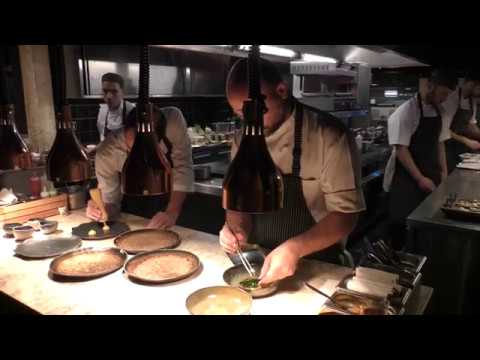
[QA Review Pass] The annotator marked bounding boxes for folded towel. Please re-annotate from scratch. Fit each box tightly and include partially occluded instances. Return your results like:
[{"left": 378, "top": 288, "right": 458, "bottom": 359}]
[{"left": 0, "top": 188, "right": 18, "bottom": 206}]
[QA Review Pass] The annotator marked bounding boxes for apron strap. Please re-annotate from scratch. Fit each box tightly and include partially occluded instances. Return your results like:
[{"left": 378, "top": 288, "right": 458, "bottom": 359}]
[
  {"left": 292, "top": 102, "right": 304, "bottom": 177},
  {"left": 121, "top": 99, "right": 127, "bottom": 127},
  {"left": 417, "top": 93, "right": 425, "bottom": 118},
  {"left": 104, "top": 99, "right": 126, "bottom": 137},
  {"left": 417, "top": 93, "right": 441, "bottom": 118},
  {"left": 155, "top": 109, "right": 174, "bottom": 167}
]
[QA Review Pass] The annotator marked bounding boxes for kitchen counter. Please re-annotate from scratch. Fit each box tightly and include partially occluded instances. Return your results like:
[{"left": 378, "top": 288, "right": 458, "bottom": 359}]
[
  {"left": 0, "top": 210, "right": 430, "bottom": 315},
  {"left": 407, "top": 169, "right": 480, "bottom": 314}
]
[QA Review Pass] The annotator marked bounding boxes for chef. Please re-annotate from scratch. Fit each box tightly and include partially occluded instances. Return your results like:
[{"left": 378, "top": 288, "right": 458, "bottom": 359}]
[
  {"left": 384, "top": 69, "right": 457, "bottom": 250},
  {"left": 97, "top": 73, "right": 136, "bottom": 141},
  {"left": 444, "top": 73, "right": 480, "bottom": 173},
  {"left": 86, "top": 105, "right": 194, "bottom": 229},
  {"left": 219, "top": 58, "right": 366, "bottom": 285}
]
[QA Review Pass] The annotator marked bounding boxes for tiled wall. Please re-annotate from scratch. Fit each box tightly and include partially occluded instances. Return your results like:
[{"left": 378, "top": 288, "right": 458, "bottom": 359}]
[{"left": 69, "top": 97, "right": 233, "bottom": 145}]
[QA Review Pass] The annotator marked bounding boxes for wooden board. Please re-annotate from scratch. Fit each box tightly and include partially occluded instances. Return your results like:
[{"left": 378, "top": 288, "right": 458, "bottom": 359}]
[{"left": 0, "top": 194, "right": 67, "bottom": 224}]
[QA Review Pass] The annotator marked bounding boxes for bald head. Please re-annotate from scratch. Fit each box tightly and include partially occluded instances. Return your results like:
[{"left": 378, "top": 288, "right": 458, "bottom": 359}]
[{"left": 226, "top": 58, "right": 292, "bottom": 135}]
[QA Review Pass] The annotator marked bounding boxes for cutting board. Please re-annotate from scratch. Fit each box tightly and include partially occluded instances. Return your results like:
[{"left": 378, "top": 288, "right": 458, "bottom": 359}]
[{"left": 0, "top": 194, "right": 67, "bottom": 224}]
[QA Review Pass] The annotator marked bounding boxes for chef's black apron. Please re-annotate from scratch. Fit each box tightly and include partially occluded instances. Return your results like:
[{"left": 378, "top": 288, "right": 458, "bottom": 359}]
[
  {"left": 103, "top": 100, "right": 127, "bottom": 139},
  {"left": 388, "top": 94, "right": 442, "bottom": 249},
  {"left": 121, "top": 111, "right": 173, "bottom": 218},
  {"left": 446, "top": 89, "right": 475, "bottom": 173},
  {"left": 249, "top": 102, "right": 343, "bottom": 265}
]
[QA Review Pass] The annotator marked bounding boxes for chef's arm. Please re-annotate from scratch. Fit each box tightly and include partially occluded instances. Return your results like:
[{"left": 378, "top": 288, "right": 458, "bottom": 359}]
[
  {"left": 165, "top": 191, "right": 187, "bottom": 218},
  {"left": 438, "top": 141, "right": 448, "bottom": 180},
  {"left": 465, "top": 123, "right": 480, "bottom": 142},
  {"left": 451, "top": 130, "right": 475, "bottom": 147},
  {"left": 226, "top": 210, "right": 252, "bottom": 237},
  {"left": 395, "top": 145, "right": 427, "bottom": 182},
  {"left": 285, "top": 212, "right": 358, "bottom": 258}
]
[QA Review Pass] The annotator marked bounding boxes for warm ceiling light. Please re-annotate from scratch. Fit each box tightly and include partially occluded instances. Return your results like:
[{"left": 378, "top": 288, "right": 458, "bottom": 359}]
[{"left": 301, "top": 53, "right": 338, "bottom": 64}]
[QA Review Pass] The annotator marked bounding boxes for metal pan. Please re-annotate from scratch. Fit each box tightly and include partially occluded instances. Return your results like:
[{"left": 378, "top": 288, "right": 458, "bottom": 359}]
[
  {"left": 72, "top": 221, "right": 130, "bottom": 240},
  {"left": 50, "top": 247, "right": 127, "bottom": 279},
  {"left": 223, "top": 263, "right": 278, "bottom": 298},
  {"left": 114, "top": 229, "right": 181, "bottom": 254},
  {"left": 15, "top": 236, "right": 82, "bottom": 259},
  {"left": 124, "top": 250, "right": 200, "bottom": 285}
]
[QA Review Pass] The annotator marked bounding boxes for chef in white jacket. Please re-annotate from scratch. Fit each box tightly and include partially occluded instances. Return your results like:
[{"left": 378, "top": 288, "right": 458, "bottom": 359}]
[{"left": 96, "top": 73, "right": 135, "bottom": 141}]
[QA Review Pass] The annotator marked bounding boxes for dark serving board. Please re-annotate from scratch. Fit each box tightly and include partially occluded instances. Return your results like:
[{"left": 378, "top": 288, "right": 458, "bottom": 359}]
[{"left": 72, "top": 221, "right": 130, "bottom": 240}]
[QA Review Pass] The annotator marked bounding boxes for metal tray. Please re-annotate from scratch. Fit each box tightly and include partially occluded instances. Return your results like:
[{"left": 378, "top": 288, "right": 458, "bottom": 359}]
[
  {"left": 50, "top": 247, "right": 127, "bottom": 279},
  {"left": 72, "top": 221, "right": 130, "bottom": 240},
  {"left": 323, "top": 287, "right": 398, "bottom": 315},
  {"left": 338, "top": 273, "right": 409, "bottom": 314},
  {"left": 114, "top": 229, "right": 180, "bottom": 254},
  {"left": 15, "top": 236, "right": 82, "bottom": 259},
  {"left": 441, "top": 206, "right": 480, "bottom": 222},
  {"left": 124, "top": 250, "right": 201, "bottom": 285}
]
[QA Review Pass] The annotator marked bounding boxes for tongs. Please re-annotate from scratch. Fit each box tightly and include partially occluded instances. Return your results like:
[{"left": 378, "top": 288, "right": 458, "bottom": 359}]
[{"left": 236, "top": 241, "right": 257, "bottom": 278}]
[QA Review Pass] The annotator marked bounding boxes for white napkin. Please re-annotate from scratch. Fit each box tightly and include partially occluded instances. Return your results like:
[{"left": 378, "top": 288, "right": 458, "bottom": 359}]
[
  {"left": 346, "top": 277, "right": 394, "bottom": 299},
  {"left": 356, "top": 267, "right": 399, "bottom": 286},
  {"left": 0, "top": 188, "right": 18, "bottom": 206},
  {"left": 457, "top": 162, "right": 480, "bottom": 170}
]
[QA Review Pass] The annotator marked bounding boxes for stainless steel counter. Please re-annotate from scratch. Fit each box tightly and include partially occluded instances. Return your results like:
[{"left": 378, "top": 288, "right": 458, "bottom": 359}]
[
  {"left": 407, "top": 169, "right": 480, "bottom": 314},
  {"left": 408, "top": 169, "right": 480, "bottom": 233}
]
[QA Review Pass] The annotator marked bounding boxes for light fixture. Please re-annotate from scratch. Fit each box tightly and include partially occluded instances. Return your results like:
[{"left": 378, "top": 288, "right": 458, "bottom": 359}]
[
  {"left": 222, "top": 45, "right": 284, "bottom": 213},
  {"left": 237, "top": 45, "right": 296, "bottom": 59},
  {"left": 0, "top": 104, "right": 31, "bottom": 170},
  {"left": 121, "top": 45, "right": 172, "bottom": 196},
  {"left": 46, "top": 45, "right": 90, "bottom": 186},
  {"left": 0, "top": 56, "right": 31, "bottom": 170},
  {"left": 301, "top": 53, "right": 338, "bottom": 64}
]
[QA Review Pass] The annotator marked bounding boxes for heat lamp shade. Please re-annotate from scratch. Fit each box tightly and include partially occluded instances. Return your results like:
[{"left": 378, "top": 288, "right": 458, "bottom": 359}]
[
  {"left": 222, "top": 135, "right": 284, "bottom": 213},
  {"left": 46, "top": 106, "right": 90, "bottom": 185},
  {"left": 0, "top": 105, "right": 31, "bottom": 170},
  {"left": 121, "top": 131, "right": 172, "bottom": 196}
]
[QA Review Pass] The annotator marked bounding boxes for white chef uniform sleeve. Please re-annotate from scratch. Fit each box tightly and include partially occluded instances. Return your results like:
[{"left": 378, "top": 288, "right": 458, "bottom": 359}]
[
  {"left": 388, "top": 101, "right": 417, "bottom": 146},
  {"left": 320, "top": 127, "right": 366, "bottom": 214}
]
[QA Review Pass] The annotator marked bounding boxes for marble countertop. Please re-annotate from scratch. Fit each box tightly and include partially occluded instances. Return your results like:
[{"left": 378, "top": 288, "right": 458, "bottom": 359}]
[{"left": 0, "top": 210, "right": 356, "bottom": 315}]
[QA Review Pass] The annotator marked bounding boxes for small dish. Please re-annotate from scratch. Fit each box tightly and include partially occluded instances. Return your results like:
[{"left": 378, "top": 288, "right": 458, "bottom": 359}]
[
  {"left": 3, "top": 223, "right": 23, "bottom": 238},
  {"left": 13, "top": 225, "right": 35, "bottom": 241},
  {"left": 40, "top": 220, "right": 58, "bottom": 235}
]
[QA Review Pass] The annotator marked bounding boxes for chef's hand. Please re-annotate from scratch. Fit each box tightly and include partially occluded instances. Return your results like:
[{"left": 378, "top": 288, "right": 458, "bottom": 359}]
[
  {"left": 86, "top": 200, "right": 103, "bottom": 222},
  {"left": 259, "top": 242, "right": 301, "bottom": 286},
  {"left": 219, "top": 223, "right": 248, "bottom": 254},
  {"left": 417, "top": 176, "right": 436, "bottom": 193},
  {"left": 147, "top": 211, "right": 178, "bottom": 230},
  {"left": 466, "top": 139, "right": 480, "bottom": 151}
]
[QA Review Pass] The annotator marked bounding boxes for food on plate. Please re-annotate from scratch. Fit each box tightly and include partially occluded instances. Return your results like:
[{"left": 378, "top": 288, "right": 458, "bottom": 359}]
[
  {"left": 239, "top": 277, "right": 260, "bottom": 290},
  {"left": 88, "top": 229, "right": 97, "bottom": 237}
]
